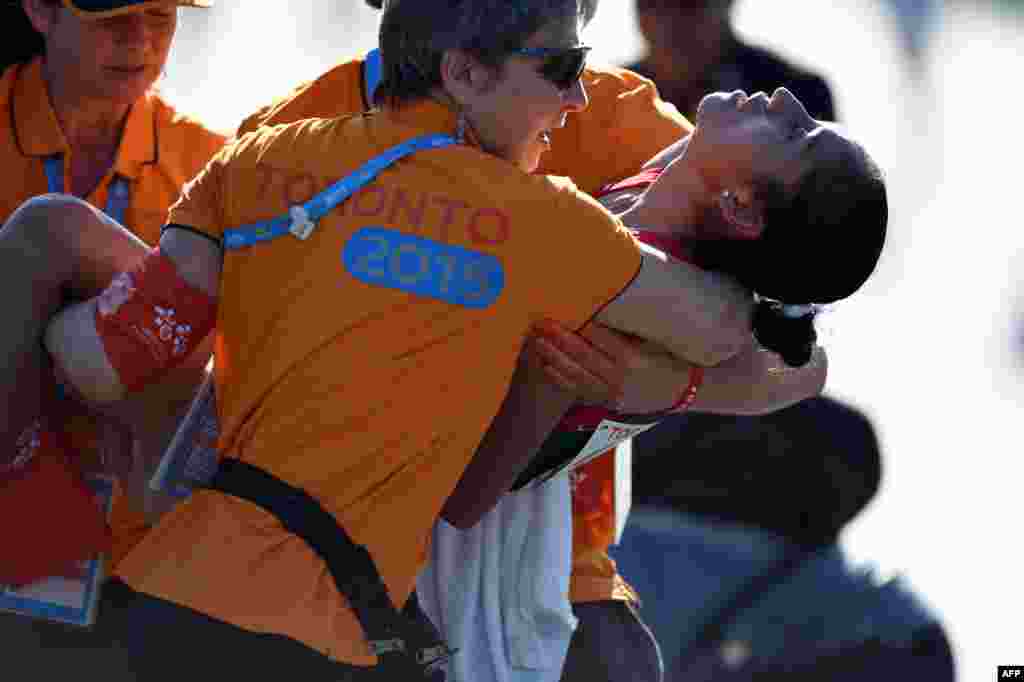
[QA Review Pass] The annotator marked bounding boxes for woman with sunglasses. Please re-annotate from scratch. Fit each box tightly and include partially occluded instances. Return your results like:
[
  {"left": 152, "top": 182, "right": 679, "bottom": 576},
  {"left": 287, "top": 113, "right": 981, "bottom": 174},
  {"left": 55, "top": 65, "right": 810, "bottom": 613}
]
[
  {"left": 234, "top": 4, "right": 699, "bottom": 681},
  {"left": 18, "top": 0, "right": 768, "bottom": 678},
  {"left": 0, "top": 0, "right": 223, "bottom": 623}
]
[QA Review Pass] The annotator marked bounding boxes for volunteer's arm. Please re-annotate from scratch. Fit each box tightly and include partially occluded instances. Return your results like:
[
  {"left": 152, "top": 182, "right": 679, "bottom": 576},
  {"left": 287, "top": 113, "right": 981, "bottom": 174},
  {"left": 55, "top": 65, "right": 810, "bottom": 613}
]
[{"left": 45, "top": 227, "right": 222, "bottom": 405}]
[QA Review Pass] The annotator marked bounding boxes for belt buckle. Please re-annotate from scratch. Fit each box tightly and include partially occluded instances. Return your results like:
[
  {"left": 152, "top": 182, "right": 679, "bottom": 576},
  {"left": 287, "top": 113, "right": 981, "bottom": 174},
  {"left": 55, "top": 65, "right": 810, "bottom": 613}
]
[{"left": 370, "top": 637, "right": 406, "bottom": 656}]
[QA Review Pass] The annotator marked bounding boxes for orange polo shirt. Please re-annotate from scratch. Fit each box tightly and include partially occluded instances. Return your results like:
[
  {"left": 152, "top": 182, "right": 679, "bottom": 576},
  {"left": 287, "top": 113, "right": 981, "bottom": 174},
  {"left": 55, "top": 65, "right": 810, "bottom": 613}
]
[
  {"left": 116, "top": 100, "right": 643, "bottom": 665},
  {"left": 0, "top": 57, "right": 226, "bottom": 569},
  {"left": 236, "top": 55, "right": 694, "bottom": 609}
]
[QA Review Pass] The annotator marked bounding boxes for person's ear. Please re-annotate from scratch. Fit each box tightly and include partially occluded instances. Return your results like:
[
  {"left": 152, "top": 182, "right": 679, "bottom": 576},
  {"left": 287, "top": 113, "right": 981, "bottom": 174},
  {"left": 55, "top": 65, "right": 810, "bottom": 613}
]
[
  {"left": 440, "top": 49, "right": 495, "bottom": 105},
  {"left": 717, "top": 185, "right": 765, "bottom": 238},
  {"left": 22, "top": 0, "right": 58, "bottom": 38}
]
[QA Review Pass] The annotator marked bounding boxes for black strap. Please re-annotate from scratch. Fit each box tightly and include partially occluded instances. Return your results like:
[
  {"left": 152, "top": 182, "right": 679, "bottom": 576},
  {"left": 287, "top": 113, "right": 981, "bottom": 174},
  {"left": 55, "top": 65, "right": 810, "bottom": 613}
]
[
  {"left": 206, "top": 458, "right": 450, "bottom": 675},
  {"left": 162, "top": 223, "right": 224, "bottom": 250}
]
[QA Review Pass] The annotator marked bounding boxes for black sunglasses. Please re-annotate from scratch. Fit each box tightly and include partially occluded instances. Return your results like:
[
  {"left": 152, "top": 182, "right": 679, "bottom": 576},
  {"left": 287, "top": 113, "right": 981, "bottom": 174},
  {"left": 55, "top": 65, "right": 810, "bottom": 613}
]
[
  {"left": 510, "top": 46, "right": 591, "bottom": 91},
  {"left": 65, "top": 0, "right": 208, "bottom": 13}
]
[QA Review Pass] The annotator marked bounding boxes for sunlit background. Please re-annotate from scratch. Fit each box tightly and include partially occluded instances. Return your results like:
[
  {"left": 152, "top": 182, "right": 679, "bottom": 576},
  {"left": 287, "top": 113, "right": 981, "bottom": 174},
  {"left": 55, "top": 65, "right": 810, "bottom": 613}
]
[{"left": 161, "top": 2, "right": 1024, "bottom": 679}]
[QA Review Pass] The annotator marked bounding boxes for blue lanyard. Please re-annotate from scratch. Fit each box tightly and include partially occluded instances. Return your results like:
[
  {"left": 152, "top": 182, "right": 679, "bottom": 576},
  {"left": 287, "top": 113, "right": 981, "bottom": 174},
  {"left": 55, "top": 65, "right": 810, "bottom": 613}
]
[
  {"left": 43, "top": 155, "right": 131, "bottom": 226},
  {"left": 364, "top": 48, "right": 382, "bottom": 105},
  {"left": 223, "top": 133, "right": 458, "bottom": 251}
]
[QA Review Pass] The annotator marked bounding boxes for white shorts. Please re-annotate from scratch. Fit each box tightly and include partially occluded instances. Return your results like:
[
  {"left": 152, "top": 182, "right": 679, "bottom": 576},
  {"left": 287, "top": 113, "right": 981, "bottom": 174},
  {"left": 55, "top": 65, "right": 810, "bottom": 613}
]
[{"left": 416, "top": 473, "right": 576, "bottom": 682}]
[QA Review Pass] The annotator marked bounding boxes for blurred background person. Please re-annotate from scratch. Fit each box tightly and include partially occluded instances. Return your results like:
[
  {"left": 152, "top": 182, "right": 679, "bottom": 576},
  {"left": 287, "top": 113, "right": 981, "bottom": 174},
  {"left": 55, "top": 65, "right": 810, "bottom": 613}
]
[
  {"left": 626, "top": 0, "right": 836, "bottom": 121},
  {"left": 617, "top": 397, "right": 956, "bottom": 680},
  {"left": 0, "top": 1, "right": 222, "bottom": 678},
  {"left": 880, "top": 0, "right": 941, "bottom": 77}
]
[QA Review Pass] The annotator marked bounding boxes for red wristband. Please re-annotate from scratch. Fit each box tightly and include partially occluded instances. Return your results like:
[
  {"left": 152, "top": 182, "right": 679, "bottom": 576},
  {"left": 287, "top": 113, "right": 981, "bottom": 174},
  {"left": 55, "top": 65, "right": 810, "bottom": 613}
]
[{"left": 669, "top": 366, "right": 704, "bottom": 413}]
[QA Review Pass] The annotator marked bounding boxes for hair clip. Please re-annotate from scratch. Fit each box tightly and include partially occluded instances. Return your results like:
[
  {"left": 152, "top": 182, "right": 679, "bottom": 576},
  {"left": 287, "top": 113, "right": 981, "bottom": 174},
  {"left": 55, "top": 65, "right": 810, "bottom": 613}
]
[{"left": 780, "top": 303, "right": 815, "bottom": 318}]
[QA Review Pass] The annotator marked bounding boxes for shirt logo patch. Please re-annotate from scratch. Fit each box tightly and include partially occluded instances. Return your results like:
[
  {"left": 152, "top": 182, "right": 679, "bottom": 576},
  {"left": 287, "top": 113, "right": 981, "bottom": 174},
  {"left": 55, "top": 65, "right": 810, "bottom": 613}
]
[{"left": 342, "top": 227, "right": 504, "bottom": 309}]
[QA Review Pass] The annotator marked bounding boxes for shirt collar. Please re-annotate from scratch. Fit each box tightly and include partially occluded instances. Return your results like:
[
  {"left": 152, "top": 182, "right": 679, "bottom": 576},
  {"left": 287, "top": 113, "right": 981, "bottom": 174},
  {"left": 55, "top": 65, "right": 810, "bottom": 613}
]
[
  {"left": 114, "top": 91, "right": 158, "bottom": 179},
  {"left": 14, "top": 57, "right": 157, "bottom": 179},
  {"left": 383, "top": 98, "right": 483, "bottom": 150},
  {"left": 13, "top": 58, "right": 65, "bottom": 159}
]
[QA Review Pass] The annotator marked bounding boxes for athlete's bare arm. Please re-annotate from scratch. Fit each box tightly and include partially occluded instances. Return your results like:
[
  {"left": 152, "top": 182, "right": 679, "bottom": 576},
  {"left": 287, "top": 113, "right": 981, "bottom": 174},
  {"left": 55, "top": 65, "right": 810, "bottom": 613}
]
[
  {"left": 610, "top": 337, "right": 828, "bottom": 416},
  {"left": 596, "top": 243, "right": 754, "bottom": 369},
  {"left": 692, "top": 344, "right": 827, "bottom": 415}
]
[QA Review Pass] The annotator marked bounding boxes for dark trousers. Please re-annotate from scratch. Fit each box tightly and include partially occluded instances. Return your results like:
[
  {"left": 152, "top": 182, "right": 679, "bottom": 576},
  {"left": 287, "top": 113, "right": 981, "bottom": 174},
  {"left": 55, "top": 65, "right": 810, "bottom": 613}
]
[
  {"left": 559, "top": 600, "right": 663, "bottom": 682},
  {"left": 0, "top": 591, "right": 137, "bottom": 682},
  {"left": 3, "top": 579, "right": 422, "bottom": 681}
]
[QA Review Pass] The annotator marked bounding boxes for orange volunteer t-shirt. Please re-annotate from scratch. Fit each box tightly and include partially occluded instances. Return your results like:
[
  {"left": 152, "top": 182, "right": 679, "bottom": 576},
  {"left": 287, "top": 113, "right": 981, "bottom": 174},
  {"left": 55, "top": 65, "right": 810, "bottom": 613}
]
[
  {"left": 116, "top": 100, "right": 643, "bottom": 665},
  {"left": 0, "top": 57, "right": 227, "bottom": 569},
  {"left": 537, "top": 64, "right": 690, "bottom": 196},
  {"left": 236, "top": 54, "right": 694, "bottom": 610},
  {"left": 237, "top": 58, "right": 370, "bottom": 137}
]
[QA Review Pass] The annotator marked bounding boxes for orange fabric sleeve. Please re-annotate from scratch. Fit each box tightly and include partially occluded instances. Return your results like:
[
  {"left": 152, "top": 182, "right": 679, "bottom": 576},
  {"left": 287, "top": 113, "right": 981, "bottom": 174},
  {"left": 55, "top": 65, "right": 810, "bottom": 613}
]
[
  {"left": 167, "top": 143, "right": 231, "bottom": 241},
  {"left": 599, "top": 71, "right": 693, "bottom": 186},
  {"left": 539, "top": 67, "right": 692, "bottom": 196},
  {"left": 533, "top": 179, "right": 643, "bottom": 331}
]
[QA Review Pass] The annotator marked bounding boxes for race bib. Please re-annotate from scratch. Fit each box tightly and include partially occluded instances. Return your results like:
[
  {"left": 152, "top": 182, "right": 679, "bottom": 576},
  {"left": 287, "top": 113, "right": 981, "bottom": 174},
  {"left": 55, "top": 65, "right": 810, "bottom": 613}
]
[
  {"left": 514, "top": 418, "right": 660, "bottom": 490},
  {"left": 568, "top": 418, "right": 659, "bottom": 475}
]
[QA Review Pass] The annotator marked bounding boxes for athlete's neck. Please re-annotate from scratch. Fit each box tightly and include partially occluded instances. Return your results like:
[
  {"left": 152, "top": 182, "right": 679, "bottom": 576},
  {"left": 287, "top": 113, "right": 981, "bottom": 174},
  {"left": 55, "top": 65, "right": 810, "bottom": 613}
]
[{"left": 616, "top": 164, "right": 709, "bottom": 238}]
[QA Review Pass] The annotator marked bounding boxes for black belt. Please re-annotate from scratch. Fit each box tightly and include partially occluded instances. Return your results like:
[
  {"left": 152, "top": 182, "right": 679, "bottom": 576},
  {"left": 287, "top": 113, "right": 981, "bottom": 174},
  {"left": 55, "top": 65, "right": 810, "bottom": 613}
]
[{"left": 206, "top": 458, "right": 451, "bottom": 678}]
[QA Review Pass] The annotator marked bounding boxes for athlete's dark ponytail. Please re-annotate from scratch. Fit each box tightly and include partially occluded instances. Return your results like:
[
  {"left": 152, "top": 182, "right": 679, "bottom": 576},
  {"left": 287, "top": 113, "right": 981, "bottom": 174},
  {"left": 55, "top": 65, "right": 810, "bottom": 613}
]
[
  {"left": 693, "top": 139, "right": 887, "bottom": 367},
  {"left": 751, "top": 301, "right": 817, "bottom": 367}
]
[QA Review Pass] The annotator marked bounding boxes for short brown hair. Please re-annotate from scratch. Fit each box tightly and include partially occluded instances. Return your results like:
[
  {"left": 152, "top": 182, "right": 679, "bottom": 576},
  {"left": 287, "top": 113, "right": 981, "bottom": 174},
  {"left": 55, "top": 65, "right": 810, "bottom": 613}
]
[{"left": 374, "top": 0, "right": 597, "bottom": 107}]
